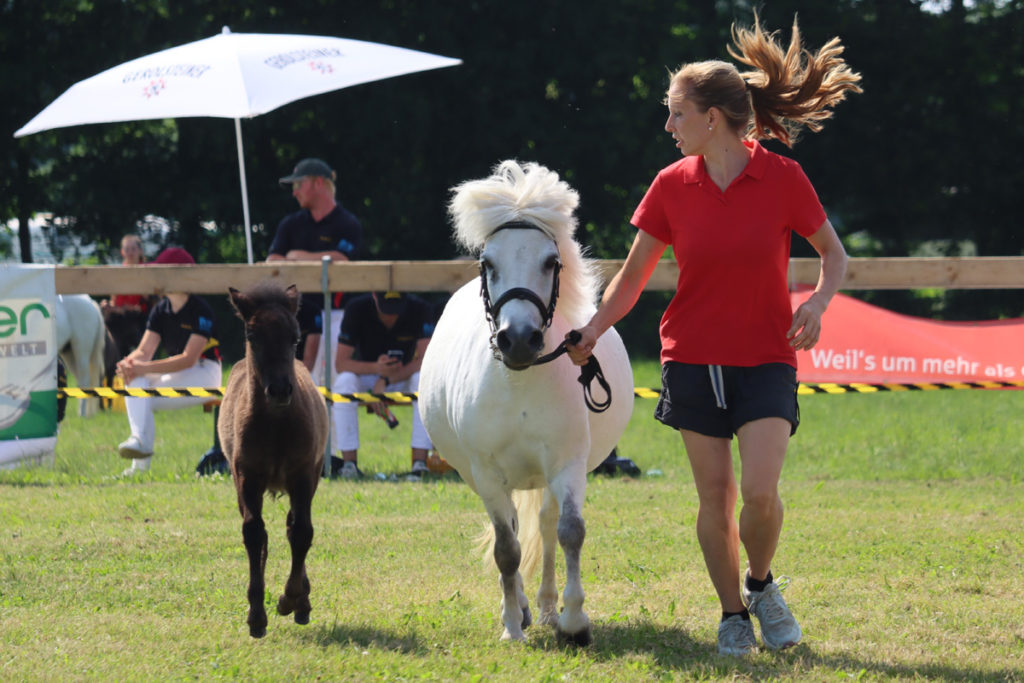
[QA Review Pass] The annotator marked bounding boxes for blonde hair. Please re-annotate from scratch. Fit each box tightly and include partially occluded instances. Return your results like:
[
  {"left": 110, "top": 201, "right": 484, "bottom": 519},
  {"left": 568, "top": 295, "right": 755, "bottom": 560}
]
[{"left": 668, "top": 13, "right": 862, "bottom": 147}]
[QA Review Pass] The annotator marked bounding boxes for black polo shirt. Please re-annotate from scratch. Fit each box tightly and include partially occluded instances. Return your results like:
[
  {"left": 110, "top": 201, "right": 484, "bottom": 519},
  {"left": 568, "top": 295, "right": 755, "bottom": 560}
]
[
  {"left": 146, "top": 295, "right": 220, "bottom": 361},
  {"left": 338, "top": 294, "right": 433, "bottom": 364},
  {"left": 269, "top": 204, "right": 363, "bottom": 317}
]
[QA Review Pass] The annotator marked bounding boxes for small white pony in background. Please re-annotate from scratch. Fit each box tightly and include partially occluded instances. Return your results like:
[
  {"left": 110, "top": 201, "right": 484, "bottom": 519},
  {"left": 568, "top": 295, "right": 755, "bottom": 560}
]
[
  {"left": 419, "top": 160, "right": 633, "bottom": 645},
  {"left": 55, "top": 294, "right": 106, "bottom": 417}
]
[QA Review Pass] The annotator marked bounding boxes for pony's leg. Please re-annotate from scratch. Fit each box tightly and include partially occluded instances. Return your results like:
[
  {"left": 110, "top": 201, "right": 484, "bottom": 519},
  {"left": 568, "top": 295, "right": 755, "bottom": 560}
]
[
  {"left": 277, "top": 476, "right": 315, "bottom": 625},
  {"left": 549, "top": 465, "right": 592, "bottom": 646},
  {"left": 238, "top": 475, "right": 269, "bottom": 638},
  {"left": 535, "top": 487, "right": 560, "bottom": 626},
  {"left": 481, "top": 488, "right": 530, "bottom": 641}
]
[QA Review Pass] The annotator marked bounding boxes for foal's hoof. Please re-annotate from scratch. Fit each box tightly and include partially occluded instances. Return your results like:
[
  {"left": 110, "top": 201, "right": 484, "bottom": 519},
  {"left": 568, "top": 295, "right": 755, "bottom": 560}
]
[
  {"left": 277, "top": 595, "right": 311, "bottom": 625},
  {"left": 556, "top": 626, "right": 593, "bottom": 648},
  {"left": 248, "top": 610, "right": 268, "bottom": 639}
]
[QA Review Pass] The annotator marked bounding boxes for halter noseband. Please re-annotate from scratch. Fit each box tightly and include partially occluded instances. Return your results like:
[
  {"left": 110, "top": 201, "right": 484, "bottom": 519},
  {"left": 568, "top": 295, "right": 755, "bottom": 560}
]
[
  {"left": 479, "top": 221, "right": 562, "bottom": 340},
  {"left": 477, "top": 221, "right": 611, "bottom": 414}
]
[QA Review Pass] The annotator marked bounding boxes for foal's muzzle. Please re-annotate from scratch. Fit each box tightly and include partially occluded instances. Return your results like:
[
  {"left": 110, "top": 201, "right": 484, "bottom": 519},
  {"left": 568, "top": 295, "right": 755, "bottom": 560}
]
[{"left": 265, "top": 380, "right": 294, "bottom": 408}]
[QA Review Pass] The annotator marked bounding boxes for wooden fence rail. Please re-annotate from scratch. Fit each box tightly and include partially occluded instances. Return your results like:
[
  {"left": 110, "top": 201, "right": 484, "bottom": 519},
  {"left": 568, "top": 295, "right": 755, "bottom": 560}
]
[{"left": 50, "top": 256, "right": 1024, "bottom": 296}]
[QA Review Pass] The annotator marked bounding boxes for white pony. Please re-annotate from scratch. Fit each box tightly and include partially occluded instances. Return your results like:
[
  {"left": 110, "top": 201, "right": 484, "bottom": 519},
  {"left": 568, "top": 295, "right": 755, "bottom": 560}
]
[
  {"left": 55, "top": 294, "right": 106, "bottom": 417},
  {"left": 419, "top": 160, "right": 634, "bottom": 645}
]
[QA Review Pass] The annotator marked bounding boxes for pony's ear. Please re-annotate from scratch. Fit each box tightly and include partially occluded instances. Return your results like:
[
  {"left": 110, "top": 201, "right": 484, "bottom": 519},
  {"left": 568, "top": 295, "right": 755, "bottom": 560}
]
[
  {"left": 228, "top": 287, "right": 253, "bottom": 320},
  {"left": 284, "top": 284, "right": 300, "bottom": 314}
]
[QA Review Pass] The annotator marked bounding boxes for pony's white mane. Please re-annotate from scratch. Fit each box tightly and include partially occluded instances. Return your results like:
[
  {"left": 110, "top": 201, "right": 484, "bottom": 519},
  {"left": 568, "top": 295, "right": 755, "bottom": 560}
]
[{"left": 448, "top": 160, "right": 598, "bottom": 323}]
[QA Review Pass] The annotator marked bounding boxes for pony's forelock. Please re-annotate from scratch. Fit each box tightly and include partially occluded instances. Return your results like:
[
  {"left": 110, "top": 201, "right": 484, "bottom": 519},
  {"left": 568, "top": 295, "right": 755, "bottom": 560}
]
[
  {"left": 447, "top": 160, "right": 599, "bottom": 324},
  {"left": 448, "top": 160, "right": 579, "bottom": 253}
]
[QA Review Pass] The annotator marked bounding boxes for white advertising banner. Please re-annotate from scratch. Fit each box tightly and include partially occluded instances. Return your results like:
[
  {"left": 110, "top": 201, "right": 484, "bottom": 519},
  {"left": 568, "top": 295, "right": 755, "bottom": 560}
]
[{"left": 0, "top": 264, "right": 58, "bottom": 468}]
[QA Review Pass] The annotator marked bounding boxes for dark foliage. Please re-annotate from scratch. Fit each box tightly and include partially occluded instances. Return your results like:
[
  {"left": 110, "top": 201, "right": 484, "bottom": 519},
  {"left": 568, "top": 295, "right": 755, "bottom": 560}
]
[{"left": 3, "top": 0, "right": 1021, "bottom": 357}]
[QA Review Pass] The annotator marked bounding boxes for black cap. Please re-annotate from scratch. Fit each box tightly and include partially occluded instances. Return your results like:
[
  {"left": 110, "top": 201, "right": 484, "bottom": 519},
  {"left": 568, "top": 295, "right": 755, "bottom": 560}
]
[
  {"left": 373, "top": 291, "right": 407, "bottom": 315},
  {"left": 279, "top": 158, "right": 336, "bottom": 185}
]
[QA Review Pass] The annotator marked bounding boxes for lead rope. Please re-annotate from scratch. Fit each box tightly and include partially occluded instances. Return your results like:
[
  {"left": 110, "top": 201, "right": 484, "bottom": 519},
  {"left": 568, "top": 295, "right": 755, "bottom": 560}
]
[{"left": 532, "top": 330, "right": 612, "bottom": 413}]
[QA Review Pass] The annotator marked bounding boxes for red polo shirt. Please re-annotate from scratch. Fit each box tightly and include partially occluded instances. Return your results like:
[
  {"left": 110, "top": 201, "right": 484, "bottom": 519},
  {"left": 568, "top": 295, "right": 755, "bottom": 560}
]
[{"left": 632, "top": 140, "right": 826, "bottom": 368}]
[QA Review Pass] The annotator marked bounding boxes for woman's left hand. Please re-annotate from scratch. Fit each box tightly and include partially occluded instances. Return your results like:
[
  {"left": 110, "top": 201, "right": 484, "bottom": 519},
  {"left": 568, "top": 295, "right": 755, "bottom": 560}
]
[
  {"left": 787, "top": 296, "right": 827, "bottom": 350},
  {"left": 117, "top": 358, "right": 141, "bottom": 383}
]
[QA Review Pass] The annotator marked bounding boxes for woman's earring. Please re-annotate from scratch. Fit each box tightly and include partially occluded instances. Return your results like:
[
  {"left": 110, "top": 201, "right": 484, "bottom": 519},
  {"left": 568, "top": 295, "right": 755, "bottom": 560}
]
[{"left": 707, "top": 125, "right": 713, "bottom": 131}]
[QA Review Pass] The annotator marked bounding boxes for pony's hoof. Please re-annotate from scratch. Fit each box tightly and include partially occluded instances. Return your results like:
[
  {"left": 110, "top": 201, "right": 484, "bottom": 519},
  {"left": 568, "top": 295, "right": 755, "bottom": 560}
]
[
  {"left": 500, "top": 628, "right": 527, "bottom": 642},
  {"left": 276, "top": 596, "right": 293, "bottom": 616},
  {"left": 248, "top": 610, "right": 268, "bottom": 638},
  {"left": 537, "top": 607, "right": 559, "bottom": 626},
  {"left": 521, "top": 606, "right": 533, "bottom": 630},
  {"left": 556, "top": 626, "right": 593, "bottom": 647},
  {"left": 294, "top": 610, "right": 311, "bottom": 625}
]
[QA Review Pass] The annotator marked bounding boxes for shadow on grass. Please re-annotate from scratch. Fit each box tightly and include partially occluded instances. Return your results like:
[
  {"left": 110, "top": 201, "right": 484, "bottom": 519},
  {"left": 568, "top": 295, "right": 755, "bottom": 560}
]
[
  {"left": 310, "top": 621, "right": 422, "bottom": 654},
  {"left": 529, "top": 623, "right": 1018, "bottom": 681}
]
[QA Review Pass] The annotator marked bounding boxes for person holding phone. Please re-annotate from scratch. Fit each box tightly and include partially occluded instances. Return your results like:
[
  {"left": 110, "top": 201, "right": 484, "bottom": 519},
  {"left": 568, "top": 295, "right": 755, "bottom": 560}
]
[{"left": 331, "top": 291, "right": 434, "bottom": 478}]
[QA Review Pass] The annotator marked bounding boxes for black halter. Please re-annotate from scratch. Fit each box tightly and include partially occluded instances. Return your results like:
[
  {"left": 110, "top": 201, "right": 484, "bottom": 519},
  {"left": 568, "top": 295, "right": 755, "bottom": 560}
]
[
  {"left": 479, "top": 221, "right": 561, "bottom": 340},
  {"left": 478, "top": 221, "right": 611, "bottom": 413}
]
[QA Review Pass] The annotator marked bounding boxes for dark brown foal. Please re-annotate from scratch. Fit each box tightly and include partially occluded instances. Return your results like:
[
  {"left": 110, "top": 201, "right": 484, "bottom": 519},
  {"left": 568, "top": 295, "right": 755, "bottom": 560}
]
[{"left": 218, "top": 281, "right": 329, "bottom": 638}]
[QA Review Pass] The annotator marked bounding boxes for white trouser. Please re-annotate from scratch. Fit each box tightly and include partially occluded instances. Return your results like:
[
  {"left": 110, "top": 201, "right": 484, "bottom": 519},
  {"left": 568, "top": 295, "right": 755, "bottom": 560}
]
[
  {"left": 125, "top": 359, "right": 223, "bottom": 452},
  {"left": 331, "top": 371, "right": 432, "bottom": 452},
  {"left": 310, "top": 309, "right": 344, "bottom": 389}
]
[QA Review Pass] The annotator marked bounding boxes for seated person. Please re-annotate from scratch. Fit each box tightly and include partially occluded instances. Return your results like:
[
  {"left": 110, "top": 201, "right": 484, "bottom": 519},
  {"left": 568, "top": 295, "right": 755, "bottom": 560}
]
[
  {"left": 101, "top": 234, "right": 153, "bottom": 356},
  {"left": 295, "top": 293, "right": 324, "bottom": 374},
  {"left": 116, "top": 248, "right": 222, "bottom": 476},
  {"left": 332, "top": 291, "right": 433, "bottom": 478}
]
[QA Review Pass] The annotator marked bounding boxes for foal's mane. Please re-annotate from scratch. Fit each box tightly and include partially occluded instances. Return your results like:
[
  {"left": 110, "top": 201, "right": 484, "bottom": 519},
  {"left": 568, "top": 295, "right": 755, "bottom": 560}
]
[{"left": 447, "top": 160, "right": 598, "bottom": 325}]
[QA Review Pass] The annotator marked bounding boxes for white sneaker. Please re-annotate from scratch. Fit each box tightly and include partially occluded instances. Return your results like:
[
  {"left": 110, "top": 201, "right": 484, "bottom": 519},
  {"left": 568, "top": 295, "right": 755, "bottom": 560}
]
[
  {"left": 118, "top": 436, "right": 152, "bottom": 460},
  {"left": 742, "top": 572, "right": 802, "bottom": 650},
  {"left": 717, "top": 615, "right": 758, "bottom": 656},
  {"left": 121, "top": 456, "right": 152, "bottom": 477},
  {"left": 338, "top": 460, "right": 362, "bottom": 479},
  {"left": 410, "top": 460, "right": 429, "bottom": 475}
]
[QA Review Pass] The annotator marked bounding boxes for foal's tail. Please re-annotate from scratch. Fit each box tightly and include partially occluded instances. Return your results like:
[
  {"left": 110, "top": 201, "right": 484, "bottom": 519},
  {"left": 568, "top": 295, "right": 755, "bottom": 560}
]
[{"left": 475, "top": 487, "right": 546, "bottom": 579}]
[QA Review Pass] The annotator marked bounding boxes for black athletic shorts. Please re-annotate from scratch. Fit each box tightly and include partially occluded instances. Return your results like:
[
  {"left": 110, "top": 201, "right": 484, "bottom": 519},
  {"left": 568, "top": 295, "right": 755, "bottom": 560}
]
[{"left": 654, "top": 362, "right": 800, "bottom": 438}]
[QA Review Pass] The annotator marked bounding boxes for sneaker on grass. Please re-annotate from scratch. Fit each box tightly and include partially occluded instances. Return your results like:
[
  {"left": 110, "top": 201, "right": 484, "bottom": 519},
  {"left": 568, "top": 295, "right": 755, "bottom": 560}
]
[
  {"left": 742, "top": 572, "right": 802, "bottom": 650},
  {"left": 337, "top": 460, "right": 363, "bottom": 479},
  {"left": 717, "top": 615, "right": 758, "bottom": 656}
]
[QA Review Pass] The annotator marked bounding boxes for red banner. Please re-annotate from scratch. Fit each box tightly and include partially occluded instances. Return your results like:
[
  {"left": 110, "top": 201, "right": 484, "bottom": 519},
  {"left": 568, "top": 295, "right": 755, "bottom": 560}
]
[{"left": 792, "top": 290, "right": 1024, "bottom": 384}]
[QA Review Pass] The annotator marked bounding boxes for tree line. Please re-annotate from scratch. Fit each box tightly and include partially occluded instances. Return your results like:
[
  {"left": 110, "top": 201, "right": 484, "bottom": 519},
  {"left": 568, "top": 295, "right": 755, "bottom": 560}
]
[{"left": 2, "top": 0, "right": 1021, "bottom": 357}]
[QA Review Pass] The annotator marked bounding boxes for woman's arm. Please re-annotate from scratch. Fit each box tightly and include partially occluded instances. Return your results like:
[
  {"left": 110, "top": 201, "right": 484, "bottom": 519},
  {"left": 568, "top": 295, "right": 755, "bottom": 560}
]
[
  {"left": 117, "top": 333, "right": 208, "bottom": 383},
  {"left": 787, "top": 219, "right": 849, "bottom": 351},
  {"left": 567, "top": 230, "right": 668, "bottom": 364}
]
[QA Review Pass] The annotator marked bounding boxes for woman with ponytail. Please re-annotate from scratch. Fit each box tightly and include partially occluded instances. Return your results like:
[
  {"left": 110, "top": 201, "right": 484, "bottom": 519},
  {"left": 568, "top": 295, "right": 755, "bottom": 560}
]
[{"left": 568, "top": 14, "right": 861, "bottom": 656}]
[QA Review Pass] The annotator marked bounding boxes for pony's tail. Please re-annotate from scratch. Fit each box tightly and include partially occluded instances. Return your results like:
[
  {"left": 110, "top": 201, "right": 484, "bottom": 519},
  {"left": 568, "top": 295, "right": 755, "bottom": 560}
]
[
  {"left": 88, "top": 304, "right": 107, "bottom": 388},
  {"left": 474, "top": 488, "right": 546, "bottom": 579}
]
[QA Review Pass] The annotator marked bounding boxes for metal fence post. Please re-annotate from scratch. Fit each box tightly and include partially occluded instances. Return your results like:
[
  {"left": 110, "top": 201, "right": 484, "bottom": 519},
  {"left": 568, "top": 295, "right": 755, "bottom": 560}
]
[{"left": 321, "top": 255, "right": 332, "bottom": 478}]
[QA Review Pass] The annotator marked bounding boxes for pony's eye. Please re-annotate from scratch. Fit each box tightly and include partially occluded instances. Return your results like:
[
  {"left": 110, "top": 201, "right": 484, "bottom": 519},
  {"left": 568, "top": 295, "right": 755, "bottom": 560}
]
[{"left": 544, "top": 256, "right": 561, "bottom": 272}]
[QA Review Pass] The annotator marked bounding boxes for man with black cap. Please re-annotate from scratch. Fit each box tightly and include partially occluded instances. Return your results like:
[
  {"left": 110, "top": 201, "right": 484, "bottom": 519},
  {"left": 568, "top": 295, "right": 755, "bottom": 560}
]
[
  {"left": 331, "top": 291, "right": 434, "bottom": 479},
  {"left": 268, "top": 158, "right": 363, "bottom": 383}
]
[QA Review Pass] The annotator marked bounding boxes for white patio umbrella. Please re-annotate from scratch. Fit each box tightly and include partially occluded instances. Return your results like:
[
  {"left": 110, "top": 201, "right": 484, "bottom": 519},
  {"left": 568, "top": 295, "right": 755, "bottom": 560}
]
[{"left": 14, "top": 27, "right": 461, "bottom": 263}]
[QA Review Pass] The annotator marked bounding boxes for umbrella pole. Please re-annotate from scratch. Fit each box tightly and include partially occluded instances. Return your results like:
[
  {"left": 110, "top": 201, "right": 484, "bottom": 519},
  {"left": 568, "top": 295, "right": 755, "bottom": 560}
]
[{"left": 234, "top": 118, "right": 255, "bottom": 264}]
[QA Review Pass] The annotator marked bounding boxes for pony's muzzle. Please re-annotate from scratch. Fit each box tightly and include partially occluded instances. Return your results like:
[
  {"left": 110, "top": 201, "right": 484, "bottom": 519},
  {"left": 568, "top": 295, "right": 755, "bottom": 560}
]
[
  {"left": 265, "top": 380, "right": 294, "bottom": 408},
  {"left": 496, "top": 322, "right": 545, "bottom": 370}
]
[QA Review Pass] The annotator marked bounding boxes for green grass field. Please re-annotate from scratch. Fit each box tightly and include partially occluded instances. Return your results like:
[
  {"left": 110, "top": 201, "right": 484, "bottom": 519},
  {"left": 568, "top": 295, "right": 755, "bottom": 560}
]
[{"left": 1, "top": 360, "right": 1022, "bottom": 681}]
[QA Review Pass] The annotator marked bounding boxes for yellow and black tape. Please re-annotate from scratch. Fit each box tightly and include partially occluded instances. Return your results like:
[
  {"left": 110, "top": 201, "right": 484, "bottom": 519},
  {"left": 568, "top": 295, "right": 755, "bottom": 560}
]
[
  {"left": 58, "top": 380, "right": 1023, "bottom": 406},
  {"left": 795, "top": 380, "right": 1024, "bottom": 394}
]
